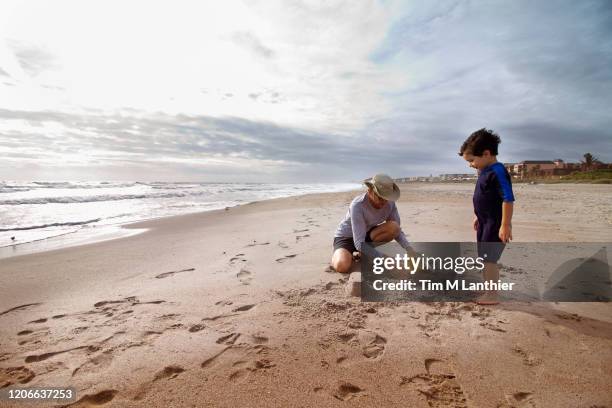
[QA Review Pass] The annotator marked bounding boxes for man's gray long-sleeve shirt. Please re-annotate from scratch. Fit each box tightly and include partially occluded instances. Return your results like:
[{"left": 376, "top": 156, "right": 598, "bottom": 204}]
[{"left": 334, "top": 193, "right": 410, "bottom": 251}]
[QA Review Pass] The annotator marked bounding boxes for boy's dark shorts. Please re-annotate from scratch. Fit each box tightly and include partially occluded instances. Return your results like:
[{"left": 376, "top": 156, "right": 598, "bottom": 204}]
[
  {"left": 333, "top": 227, "right": 375, "bottom": 253},
  {"left": 477, "top": 219, "right": 505, "bottom": 263}
]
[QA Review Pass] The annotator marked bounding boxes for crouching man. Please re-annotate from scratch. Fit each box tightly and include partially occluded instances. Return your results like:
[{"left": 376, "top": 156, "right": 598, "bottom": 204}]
[{"left": 331, "top": 174, "right": 412, "bottom": 273}]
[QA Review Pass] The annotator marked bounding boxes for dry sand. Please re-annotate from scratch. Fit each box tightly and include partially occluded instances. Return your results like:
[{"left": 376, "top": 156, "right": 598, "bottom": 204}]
[{"left": 0, "top": 183, "right": 611, "bottom": 407}]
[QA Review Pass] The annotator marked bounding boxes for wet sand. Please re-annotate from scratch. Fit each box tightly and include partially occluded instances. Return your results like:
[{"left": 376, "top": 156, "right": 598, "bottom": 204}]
[{"left": 1, "top": 183, "right": 611, "bottom": 407}]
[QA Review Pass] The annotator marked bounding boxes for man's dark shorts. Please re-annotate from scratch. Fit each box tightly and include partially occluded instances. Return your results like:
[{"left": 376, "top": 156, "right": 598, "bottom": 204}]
[{"left": 333, "top": 227, "right": 375, "bottom": 253}]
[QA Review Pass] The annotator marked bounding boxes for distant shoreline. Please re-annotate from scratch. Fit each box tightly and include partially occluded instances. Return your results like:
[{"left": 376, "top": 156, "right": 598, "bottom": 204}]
[
  {"left": 1, "top": 187, "right": 363, "bottom": 260},
  {"left": 0, "top": 182, "right": 361, "bottom": 259}
]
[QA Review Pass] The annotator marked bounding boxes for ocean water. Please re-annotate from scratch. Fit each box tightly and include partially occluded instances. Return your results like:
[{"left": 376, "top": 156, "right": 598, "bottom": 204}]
[{"left": 0, "top": 181, "right": 359, "bottom": 256}]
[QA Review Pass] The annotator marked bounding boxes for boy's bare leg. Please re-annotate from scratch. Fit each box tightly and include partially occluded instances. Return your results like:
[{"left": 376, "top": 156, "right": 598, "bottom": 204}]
[
  {"left": 331, "top": 248, "right": 353, "bottom": 273},
  {"left": 477, "top": 262, "right": 500, "bottom": 305}
]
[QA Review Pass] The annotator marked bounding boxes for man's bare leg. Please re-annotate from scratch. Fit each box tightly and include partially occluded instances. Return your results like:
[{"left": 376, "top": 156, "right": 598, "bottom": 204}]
[
  {"left": 331, "top": 222, "right": 400, "bottom": 273},
  {"left": 368, "top": 221, "right": 400, "bottom": 243},
  {"left": 331, "top": 248, "right": 353, "bottom": 273}
]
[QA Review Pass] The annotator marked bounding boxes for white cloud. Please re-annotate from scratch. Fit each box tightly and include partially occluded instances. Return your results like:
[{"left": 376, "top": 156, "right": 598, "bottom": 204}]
[
  {"left": 0, "top": 0, "right": 610, "bottom": 181},
  {"left": 0, "top": 0, "right": 406, "bottom": 133}
]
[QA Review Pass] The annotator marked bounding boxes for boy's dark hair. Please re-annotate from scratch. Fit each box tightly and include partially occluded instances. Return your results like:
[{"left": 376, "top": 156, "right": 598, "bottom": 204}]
[{"left": 458, "top": 128, "right": 501, "bottom": 156}]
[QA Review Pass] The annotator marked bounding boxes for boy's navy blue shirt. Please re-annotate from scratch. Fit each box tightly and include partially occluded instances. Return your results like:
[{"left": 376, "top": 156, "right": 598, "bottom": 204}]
[{"left": 473, "top": 162, "right": 515, "bottom": 243}]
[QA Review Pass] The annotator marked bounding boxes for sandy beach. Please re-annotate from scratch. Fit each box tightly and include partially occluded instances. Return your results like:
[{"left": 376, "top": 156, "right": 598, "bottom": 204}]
[{"left": 1, "top": 182, "right": 611, "bottom": 407}]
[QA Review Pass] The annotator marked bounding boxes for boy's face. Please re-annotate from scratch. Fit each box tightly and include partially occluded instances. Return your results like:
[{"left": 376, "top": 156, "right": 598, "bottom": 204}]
[{"left": 462, "top": 150, "right": 493, "bottom": 170}]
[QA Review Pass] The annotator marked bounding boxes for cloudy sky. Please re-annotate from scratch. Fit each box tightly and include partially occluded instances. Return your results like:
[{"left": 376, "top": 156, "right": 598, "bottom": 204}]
[{"left": 0, "top": 0, "right": 610, "bottom": 182}]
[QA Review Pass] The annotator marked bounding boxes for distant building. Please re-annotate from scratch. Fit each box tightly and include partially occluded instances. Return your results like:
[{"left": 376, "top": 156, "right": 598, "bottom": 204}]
[
  {"left": 439, "top": 173, "right": 476, "bottom": 181},
  {"left": 395, "top": 176, "right": 436, "bottom": 183},
  {"left": 513, "top": 161, "right": 551, "bottom": 179},
  {"left": 513, "top": 160, "right": 581, "bottom": 179},
  {"left": 396, "top": 157, "right": 609, "bottom": 183}
]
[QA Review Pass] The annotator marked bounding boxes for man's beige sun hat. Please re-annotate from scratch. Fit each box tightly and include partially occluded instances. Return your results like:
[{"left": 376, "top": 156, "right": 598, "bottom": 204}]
[{"left": 363, "top": 173, "right": 400, "bottom": 202}]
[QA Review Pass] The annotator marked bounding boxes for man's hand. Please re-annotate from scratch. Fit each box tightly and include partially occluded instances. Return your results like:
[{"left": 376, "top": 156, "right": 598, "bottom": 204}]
[
  {"left": 405, "top": 246, "right": 424, "bottom": 274},
  {"left": 473, "top": 216, "right": 479, "bottom": 231},
  {"left": 499, "top": 224, "right": 512, "bottom": 243}
]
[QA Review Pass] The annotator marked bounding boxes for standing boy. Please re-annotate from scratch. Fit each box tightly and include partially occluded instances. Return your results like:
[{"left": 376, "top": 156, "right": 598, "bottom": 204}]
[{"left": 459, "top": 128, "right": 515, "bottom": 305}]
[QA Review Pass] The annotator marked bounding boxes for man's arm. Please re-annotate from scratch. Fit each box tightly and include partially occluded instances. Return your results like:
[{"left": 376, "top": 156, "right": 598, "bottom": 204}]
[
  {"left": 350, "top": 203, "right": 368, "bottom": 252},
  {"left": 388, "top": 203, "right": 411, "bottom": 250},
  {"left": 351, "top": 202, "right": 385, "bottom": 259}
]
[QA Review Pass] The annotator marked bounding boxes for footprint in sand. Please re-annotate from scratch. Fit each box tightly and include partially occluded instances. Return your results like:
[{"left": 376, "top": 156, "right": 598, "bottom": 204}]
[
  {"left": 479, "top": 322, "right": 506, "bottom": 332},
  {"left": 135, "top": 300, "right": 166, "bottom": 306},
  {"left": 228, "top": 368, "right": 249, "bottom": 382},
  {"left": 155, "top": 313, "right": 181, "bottom": 321},
  {"left": 512, "top": 346, "right": 542, "bottom": 367},
  {"left": 232, "top": 304, "right": 255, "bottom": 312},
  {"left": 72, "top": 352, "right": 114, "bottom": 378},
  {"left": 188, "top": 324, "right": 206, "bottom": 333},
  {"left": 0, "top": 366, "right": 35, "bottom": 387},
  {"left": 249, "top": 335, "right": 268, "bottom": 344},
  {"left": 154, "top": 365, "right": 185, "bottom": 381},
  {"left": 67, "top": 389, "right": 118, "bottom": 406},
  {"left": 228, "top": 358, "right": 275, "bottom": 382},
  {"left": 333, "top": 382, "right": 364, "bottom": 401},
  {"left": 254, "top": 359, "right": 275, "bottom": 369},
  {"left": 400, "top": 359, "right": 467, "bottom": 408},
  {"left": 248, "top": 344, "right": 270, "bottom": 355},
  {"left": 155, "top": 267, "right": 195, "bottom": 279},
  {"left": 358, "top": 331, "right": 387, "bottom": 359},
  {"left": 0, "top": 303, "right": 42, "bottom": 317},
  {"left": 216, "top": 333, "right": 241, "bottom": 345},
  {"left": 93, "top": 299, "right": 129, "bottom": 308},
  {"left": 72, "top": 326, "right": 89, "bottom": 335},
  {"left": 25, "top": 344, "right": 99, "bottom": 363},
  {"left": 230, "top": 253, "right": 247, "bottom": 265},
  {"left": 337, "top": 332, "right": 357, "bottom": 343},
  {"left": 232, "top": 360, "right": 248, "bottom": 368},
  {"left": 336, "top": 356, "right": 348, "bottom": 365},
  {"left": 92, "top": 297, "right": 164, "bottom": 310},
  {"left": 275, "top": 254, "right": 298, "bottom": 263},
  {"left": 502, "top": 391, "right": 536, "bottom": 408},
  {"left": 134, "top": 366, "right": 186, "bottom": 400},
  {"left": 17, "top": 328, "right": 50, "bottom": 346},
  {"left": 424, "top": 358, "right": 446, "bottom": 374},
  {"left": 401, "top": 373, "right": 467, "bottom": 407},
  {"left": 555, "top": 312, "right": 582, "bottom": 322},
  {"left": 237, "top": 269, "right": 253, "bottom": 285},
  {"left": 245, "top": 241, "right": 270, "bottom": 247},
  {"left": 37, "top": 362, "right": 66, "bottom": 377}
]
